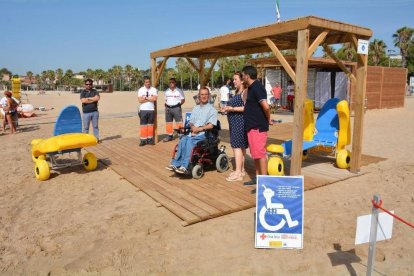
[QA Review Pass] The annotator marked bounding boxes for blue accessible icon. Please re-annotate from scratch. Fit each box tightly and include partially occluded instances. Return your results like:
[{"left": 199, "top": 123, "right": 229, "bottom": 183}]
[{"left": 255, "top": 175, "right": 304, "bottom": 249}]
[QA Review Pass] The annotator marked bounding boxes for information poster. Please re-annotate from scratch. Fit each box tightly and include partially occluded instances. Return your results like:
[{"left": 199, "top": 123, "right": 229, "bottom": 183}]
[{"left": 255, "top": 175, "right": 304, "bottom": 249}]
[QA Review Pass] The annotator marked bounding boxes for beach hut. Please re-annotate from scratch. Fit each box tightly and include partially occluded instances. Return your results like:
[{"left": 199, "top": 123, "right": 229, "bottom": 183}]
[{"left": 150, "top": 16, "right": 372, "bottom": 175}]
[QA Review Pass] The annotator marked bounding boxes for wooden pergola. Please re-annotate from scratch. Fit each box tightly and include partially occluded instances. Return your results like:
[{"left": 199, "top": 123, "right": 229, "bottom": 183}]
[{"left": 150, "top": 16, "right": 372, "bottom": 175}]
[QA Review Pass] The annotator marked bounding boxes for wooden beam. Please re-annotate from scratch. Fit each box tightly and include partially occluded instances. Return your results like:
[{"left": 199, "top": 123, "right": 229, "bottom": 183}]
[
  {"left": 349, "top": 34, "right": 365, "bottom": 65},
  {"left": 265, "top": 38, "right": 296, "bottom": 82},
  {"left": 186, "top": 57, "right": 200, "bottom": 72},
  {"left": 307, "top": 30, "right": 329, "bottom": 58},
  {"left": 151, "top": 58, "right": 159, "bottom": 143},
  {"left": 350, "top": 53, "right": 368, "bottom": 173},
  {"left": 199, "top": 58, "right": 206, "bottom": 86},
  {"left": 155, "top": 57, "right": 168, "bottom": 86},
  {"left": 290, "top": 29, "right": 309, "bottom": 176},
  {"left": 204, "top": 56, "right": 218, "bottom": 85},
  {"left": 322, "top": 44, "right": 357, "bottom": 83}
]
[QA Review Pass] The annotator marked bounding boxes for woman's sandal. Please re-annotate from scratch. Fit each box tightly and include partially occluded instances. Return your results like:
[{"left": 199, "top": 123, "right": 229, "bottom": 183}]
[{"left": 226, "top": 172, "right": 244, "bottom": 182}]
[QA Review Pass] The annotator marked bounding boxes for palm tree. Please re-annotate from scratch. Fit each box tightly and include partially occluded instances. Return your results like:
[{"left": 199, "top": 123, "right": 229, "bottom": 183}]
[
  {"left": 94, "top": 69, "right": 106, "bottom": 84},
  {"left": 369, "top": 39, "right": 387, "bottom": 66},
  {"left": 176, "top": 58, "right": 189, "bottom": 89},
  {"left": 124, "top": 65, "right": 133, "bottom": 91},
  {"left": 393, "top": 26, "right": 414, "bottom": 68},
  {"left": 85, "top": 68, "right": 94, "bottom": 80},
  {"left": 130, "top": 68, "right": 142, "bottom": 90},
  {"left": 110, "top": 65, "right": 123, "bottom": 91},
  {"left": 55, "top": 68, "right": 63, "bottom": 88},
  {"left": 337, "top": 43, "right": 357, "bottom": 61}
]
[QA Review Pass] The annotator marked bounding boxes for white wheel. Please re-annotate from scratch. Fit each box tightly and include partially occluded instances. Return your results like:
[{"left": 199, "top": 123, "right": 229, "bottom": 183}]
[
  {"left": 216, "top": 153, "right": 229, "bottom": 173},
  {"left": 192, "top": 164, "right": 204, "bottom": 179}
]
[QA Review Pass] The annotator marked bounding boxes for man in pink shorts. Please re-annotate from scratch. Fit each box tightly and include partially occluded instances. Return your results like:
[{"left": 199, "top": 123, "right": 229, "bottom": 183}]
[{"left": 242, "top": 66, "right": 271, "bottom": 192}]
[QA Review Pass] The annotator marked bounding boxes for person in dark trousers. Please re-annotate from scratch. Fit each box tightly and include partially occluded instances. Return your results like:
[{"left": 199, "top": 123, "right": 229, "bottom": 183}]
[
  {"left": 137, "top": 76, "right": 158, "bottom": 146},
  {"left": 80, "top": 79, "right": 100, "bottom": 142}
]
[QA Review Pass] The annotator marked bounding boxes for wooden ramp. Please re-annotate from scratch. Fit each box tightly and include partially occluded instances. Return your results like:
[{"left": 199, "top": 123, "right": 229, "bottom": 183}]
[{"left": 87, "top": 130, "right": 385, "bottom": 226}]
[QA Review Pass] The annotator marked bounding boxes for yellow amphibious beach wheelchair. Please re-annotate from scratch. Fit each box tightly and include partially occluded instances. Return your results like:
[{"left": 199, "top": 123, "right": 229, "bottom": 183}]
[{"left": 31, "top": 105, "right": 98, "bottom": 180}]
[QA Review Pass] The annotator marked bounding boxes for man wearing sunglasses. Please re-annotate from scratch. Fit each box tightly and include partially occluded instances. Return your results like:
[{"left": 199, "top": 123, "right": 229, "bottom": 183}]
[{"left": 80, "top": 78, "right": 100, "bottom": 142}]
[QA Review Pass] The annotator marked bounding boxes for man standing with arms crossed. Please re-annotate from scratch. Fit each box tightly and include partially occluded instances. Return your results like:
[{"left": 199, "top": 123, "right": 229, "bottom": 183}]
[
  {"left": 80, "top": 79, "right": 100, "bottom": 142},
  {"left": 242, "top": 66, "right": 271, "bottom": 191},
  {"left": 163, "top": 78, "right": 185, "bottom": 142},
  {"left": 138, "top": 76, "right": 158, "bottom": 146}
]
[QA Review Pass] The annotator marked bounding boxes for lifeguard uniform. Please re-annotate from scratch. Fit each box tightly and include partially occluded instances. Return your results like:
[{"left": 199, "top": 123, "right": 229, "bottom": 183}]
[
  {"left": 138, "top": 86, "right": 157, "bottom": 142},
  {"left": 164, "top": 87, "right": 185, "bottom": 139}
]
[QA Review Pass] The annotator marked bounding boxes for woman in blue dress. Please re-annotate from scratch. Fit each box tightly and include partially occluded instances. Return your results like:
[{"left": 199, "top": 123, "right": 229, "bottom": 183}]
[{"left": 221, "top": 72, "right": 248, "bottom": 182}]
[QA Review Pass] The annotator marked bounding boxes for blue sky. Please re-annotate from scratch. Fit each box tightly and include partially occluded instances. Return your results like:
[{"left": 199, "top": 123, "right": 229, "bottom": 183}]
[{"left": 1, "top": 0, "right": 412, "bottom": 75}]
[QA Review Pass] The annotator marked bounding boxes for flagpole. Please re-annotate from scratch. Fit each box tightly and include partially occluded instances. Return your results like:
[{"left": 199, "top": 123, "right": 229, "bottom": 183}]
[{"left": 276, "top": 0, "right": 281, "bottom": 22}]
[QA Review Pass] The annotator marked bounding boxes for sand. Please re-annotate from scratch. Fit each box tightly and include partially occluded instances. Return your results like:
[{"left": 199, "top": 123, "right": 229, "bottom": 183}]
[{"left": 0, "top": 90, "right": 413, "bottom": 275}]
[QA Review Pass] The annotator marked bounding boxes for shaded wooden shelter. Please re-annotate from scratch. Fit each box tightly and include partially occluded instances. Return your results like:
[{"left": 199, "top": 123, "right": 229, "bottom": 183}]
[
  {"left": 150, "top": 16, "right": 372, "bottom": 175},
  {"left": 249, "top": 57, "right": 407, "bottom": 110}
]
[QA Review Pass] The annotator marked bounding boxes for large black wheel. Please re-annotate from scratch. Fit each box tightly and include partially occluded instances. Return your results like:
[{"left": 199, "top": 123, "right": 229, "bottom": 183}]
[
  {"left": 216, "top": 153, "right": 229, "bottom": 173},
  {"left": 192, "top": 164, "right": 204, "bottom": 179}
]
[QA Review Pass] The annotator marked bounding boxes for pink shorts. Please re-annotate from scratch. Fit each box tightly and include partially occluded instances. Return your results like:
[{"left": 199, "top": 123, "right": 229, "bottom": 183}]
[{"left": 247, "top": 129, "right": 267, "bottom": 159}]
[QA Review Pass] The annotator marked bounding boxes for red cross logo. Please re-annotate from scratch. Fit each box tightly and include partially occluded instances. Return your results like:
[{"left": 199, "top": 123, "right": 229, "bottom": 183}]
[{"left": 260, "top": 233, "right": 267, "bottom": 240}]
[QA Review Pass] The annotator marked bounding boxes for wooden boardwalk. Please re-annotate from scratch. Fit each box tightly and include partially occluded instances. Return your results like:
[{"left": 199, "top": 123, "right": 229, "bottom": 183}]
[{"left": 87, "top": 123, "right": 385, "bottom": 226}]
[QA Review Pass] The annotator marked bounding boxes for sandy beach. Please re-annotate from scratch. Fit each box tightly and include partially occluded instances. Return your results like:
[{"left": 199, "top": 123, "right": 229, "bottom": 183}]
[{"left": 0, "top": 90, "right": 413, "bottom": 275}]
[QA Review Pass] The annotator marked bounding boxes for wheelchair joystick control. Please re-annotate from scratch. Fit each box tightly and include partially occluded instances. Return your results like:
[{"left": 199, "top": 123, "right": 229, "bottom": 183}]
[{"left": 271, "top": 119, "right": 282, "bottom": 124}]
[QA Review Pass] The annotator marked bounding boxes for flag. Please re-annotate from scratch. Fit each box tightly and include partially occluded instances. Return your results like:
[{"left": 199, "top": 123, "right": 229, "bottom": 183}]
[{"left": 276, "top": 0, "right": 281, "bottom": 22}]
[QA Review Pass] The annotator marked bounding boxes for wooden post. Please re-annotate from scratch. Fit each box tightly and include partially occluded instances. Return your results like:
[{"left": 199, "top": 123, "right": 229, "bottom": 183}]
[
  {"left": 290, "top": 29, "right": 309, "bottom": 176},
  {"left": 350, "top": 53, "right": 368, "bottom": 173},
  {"left": 151, "top": 58, "right": 158, "bottom": 143},
  {"left": 199, "top": 58, "right": 205, "bottom": 86}
]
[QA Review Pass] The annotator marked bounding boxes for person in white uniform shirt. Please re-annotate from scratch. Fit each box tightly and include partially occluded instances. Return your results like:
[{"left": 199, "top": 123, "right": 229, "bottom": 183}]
[
  {"left": 163, "top": 78, "right": 185, "bottom": 142},
  {"left": 137, "top": 76, "right": 158, "bottom": 146},
  {"left": 219, "top": 79, "right": 231, "bottom": 110}
]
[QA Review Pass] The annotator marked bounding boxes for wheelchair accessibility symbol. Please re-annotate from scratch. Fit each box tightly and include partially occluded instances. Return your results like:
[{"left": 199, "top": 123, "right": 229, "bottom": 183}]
[{"left": 259, "top": 185, "right": 299, "bottom": 231}]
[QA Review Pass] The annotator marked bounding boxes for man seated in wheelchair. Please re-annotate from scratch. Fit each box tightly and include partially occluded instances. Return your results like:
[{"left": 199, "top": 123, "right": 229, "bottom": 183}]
[{"left": 165, "top": 87, "right": 218, "bottom": 175}]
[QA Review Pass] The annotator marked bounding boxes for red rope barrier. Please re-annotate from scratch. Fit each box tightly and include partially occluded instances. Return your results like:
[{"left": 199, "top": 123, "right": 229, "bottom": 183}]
[{"left": 372, "top": 199, "right": 414, "bottom": 229}]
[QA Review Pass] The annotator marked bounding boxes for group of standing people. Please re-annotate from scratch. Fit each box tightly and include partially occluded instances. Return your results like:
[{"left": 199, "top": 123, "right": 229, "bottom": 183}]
[
  {"left": 81, "top": 66, "right": 271, "bottom": 190},
  {"left": 160, "top": 65, "right": 271, "bottom": 189}
]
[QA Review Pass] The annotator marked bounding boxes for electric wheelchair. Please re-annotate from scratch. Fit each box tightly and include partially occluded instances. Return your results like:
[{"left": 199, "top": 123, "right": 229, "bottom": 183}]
[{"left": 171, "top": 120, "right": 229, "bottom": 179}]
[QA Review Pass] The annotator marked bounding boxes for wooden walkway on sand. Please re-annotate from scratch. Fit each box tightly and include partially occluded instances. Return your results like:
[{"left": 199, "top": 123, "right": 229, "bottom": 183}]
[{"left": 87, "top": 123, "right": 385, "bottom": 226}]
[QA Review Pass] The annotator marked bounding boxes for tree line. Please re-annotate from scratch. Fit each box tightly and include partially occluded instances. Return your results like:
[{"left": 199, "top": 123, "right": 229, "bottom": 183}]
[{"left": 1, "top": 26, "right": 413, "bottom": 91}]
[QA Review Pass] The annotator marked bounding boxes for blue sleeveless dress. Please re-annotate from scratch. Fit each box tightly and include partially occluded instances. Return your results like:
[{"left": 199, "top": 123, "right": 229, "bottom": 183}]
[{"left": 227, "top": 92, "right": 248, "bottom": 149}]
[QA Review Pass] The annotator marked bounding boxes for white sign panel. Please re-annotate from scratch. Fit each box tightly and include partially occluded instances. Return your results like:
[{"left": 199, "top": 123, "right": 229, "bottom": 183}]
[
  {"left": 409, "top": 76, "right": 414, "bottom": 87},
  {"left": 355, "top": 211, "right": 394, "bottom": 245},
  {"left": 357, "top": 39, "right": 369, "bottom": 55},
  {"left": 255, "top": 175, "right": 304, "bottom": 249}
]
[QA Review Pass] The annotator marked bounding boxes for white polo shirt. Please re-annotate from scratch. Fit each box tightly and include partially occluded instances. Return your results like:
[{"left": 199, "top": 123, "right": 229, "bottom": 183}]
[
  {"left": 138, "top": 86, "right": 158, "bottom": 111},
  {"left": 165, "top": 88, "right": 185, "bottom": 106},
  {"left": 219, "top": 85, "right": 230, "bottom": 102}
]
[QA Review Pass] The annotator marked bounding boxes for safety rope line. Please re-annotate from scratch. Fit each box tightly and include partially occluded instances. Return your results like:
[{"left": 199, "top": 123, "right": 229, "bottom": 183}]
[{"left": 372, "top": 199, "right": 414, "bottom": 229}]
